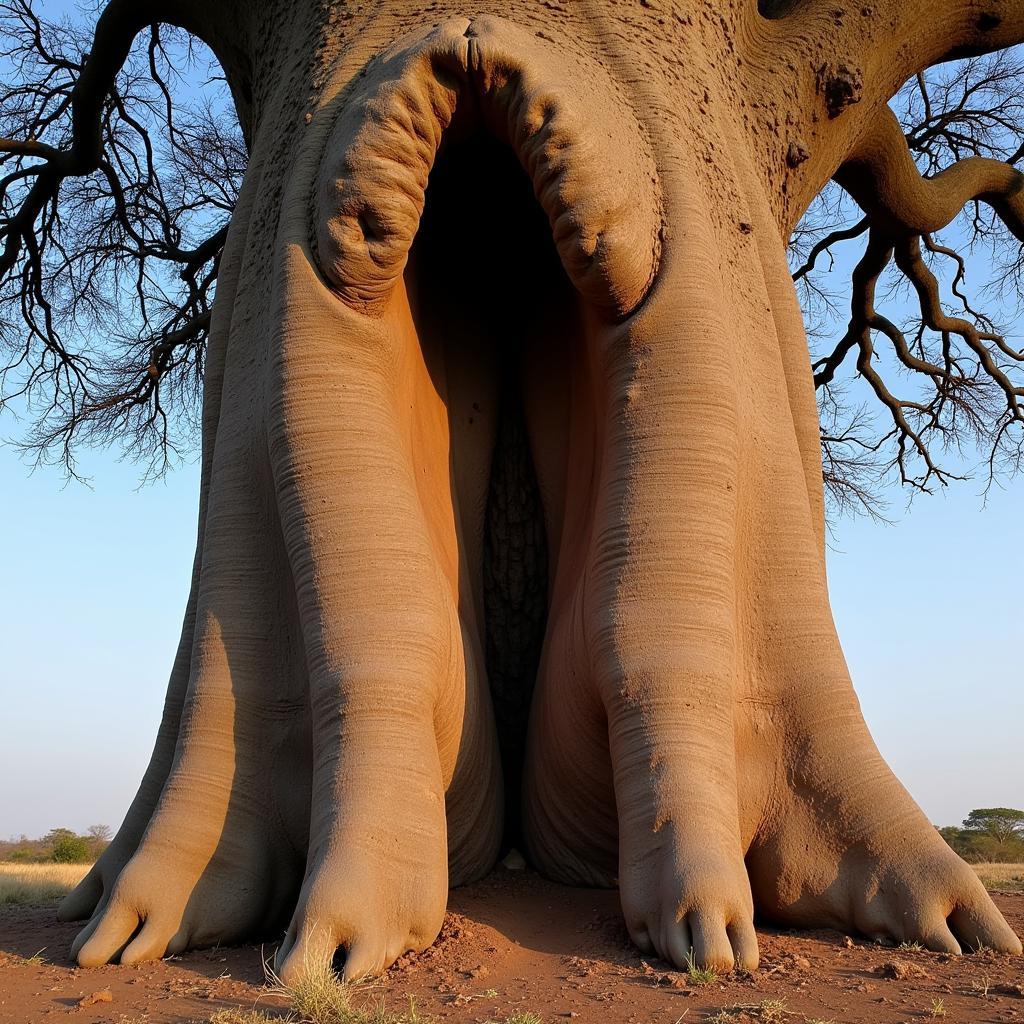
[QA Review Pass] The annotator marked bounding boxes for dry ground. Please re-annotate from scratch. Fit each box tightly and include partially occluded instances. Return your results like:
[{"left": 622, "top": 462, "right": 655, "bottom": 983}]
[{"left": 0, "top": 863, "right": 1022, "bottom": 1024}]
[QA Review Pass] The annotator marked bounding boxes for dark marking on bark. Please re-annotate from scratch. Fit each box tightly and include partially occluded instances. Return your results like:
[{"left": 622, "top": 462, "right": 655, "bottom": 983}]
[
  {"left": 977, "top": 12, "right": 1002, "bottom": 31},
  {"left": 787, "top": 140, "right": 810, "bottom": 168},
  {"left": 818, "top": 62, "right": 863, "bottom": 119}
]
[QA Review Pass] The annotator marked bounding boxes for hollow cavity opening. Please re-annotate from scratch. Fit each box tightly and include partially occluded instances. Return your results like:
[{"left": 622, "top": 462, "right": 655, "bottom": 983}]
[{"left": 405, "top": 113, "right": 580, "bottom": 850}]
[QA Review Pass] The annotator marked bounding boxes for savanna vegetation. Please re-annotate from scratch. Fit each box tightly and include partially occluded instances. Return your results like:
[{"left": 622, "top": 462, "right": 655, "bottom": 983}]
[
  {"left": 0, "top": 808, "right": 1019, "bottom": 912},
  {"left": 0, "top": 826, "right": 109, "bottom": 903},
  {"left": 938, "top": 808, "right": 1024, "bottom": 864},
  {"left": 0, "top": 825, "right": 111, "bottom": 864},
  {"left": 0, "top": 861, "right": 89, "bottom": 904}
]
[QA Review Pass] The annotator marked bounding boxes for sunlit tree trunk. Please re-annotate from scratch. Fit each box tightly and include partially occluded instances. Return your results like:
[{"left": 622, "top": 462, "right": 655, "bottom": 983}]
[{"left": 56, "top": 0, "right": 1023, "bottom": 978}]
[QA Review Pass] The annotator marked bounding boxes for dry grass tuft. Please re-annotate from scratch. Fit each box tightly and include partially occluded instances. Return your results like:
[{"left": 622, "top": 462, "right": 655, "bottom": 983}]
[
  {"left": 972, "top": 863, "right": 1024, "bottom": 892},
  {"left": 262, "top": 960, "right": 432, "bottom": 1024},
  {"left": 226, "top": 960, "right": 543, "bottom": 1024},
  {"left": 756, "top": 1001, "right": 788, "bottom": 1023},
  {"left": 209, "top": 1012, "right": 286, "bottom": 1024},
  {"left": 706, "top": 1000, "right": 789, "bottom": 1023},
  {"left": 208, "top": 1011, "right": 286, "bottom": 1024},
  {"left": 0, "top": 862, "right": 89, "bottom": 904},
  {"left": 683, "top": 950, "right": 719, "bottom": 986}
]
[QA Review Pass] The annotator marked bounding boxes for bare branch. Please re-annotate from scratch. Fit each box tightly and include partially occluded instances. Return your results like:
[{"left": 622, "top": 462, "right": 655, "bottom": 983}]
[
  {"left": 792, "top": 216, "right": 869, "bottom": 281},
  {"left": 0, "top": 0, "right": 244, "bottom": 475},
  {"left": 838, "top": 106, "right": 1024, "bottom": 240},
  {"left": 793, "top": 49, "right": 1024, "bottom": 509}
]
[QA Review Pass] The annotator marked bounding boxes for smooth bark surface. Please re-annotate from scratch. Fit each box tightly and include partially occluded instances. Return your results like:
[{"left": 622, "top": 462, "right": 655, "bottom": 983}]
[{"left": 52, "top": 0, "right": 1023, "bottom": 980}]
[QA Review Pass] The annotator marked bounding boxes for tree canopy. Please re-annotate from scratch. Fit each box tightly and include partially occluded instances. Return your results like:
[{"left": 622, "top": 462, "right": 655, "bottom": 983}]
[
  {"left": 940, "top": 807, "right": 1024, "bottom": 862},
  {"left": 963, "top": 807, "right": 1024, "bottom": 844}
]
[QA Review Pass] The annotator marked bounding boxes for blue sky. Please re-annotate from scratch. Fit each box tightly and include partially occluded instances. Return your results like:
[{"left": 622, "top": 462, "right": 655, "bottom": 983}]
[{"left": 0, "top": 441, "right": 197, "bottom": 839}]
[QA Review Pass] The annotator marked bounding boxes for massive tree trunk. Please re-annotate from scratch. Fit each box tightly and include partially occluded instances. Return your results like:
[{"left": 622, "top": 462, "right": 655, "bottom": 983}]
[{"left": 59, "top": 0, "right": 1023, "bottom": 978}]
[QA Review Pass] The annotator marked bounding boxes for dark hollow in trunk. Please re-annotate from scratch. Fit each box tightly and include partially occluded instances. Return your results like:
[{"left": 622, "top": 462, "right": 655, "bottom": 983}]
[{"left": 405, "top": 117, "right": 580, "bottom": 850}]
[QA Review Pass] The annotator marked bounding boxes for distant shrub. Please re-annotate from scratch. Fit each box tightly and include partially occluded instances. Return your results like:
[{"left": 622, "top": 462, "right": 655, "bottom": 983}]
[
  {"left": 1, "top": 826, "right": 108, "bottom": 865},
  {"left": 6, "top": 849, "right": 38, "bottom": 863},
  {"left": 50, "top": 835, "right": 91, "bottom": 863}
]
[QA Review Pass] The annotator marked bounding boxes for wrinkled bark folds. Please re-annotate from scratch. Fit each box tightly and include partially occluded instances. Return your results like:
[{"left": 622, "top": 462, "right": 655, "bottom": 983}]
[{"left": 52, "top": 0, "right": 1023, "bottom": 980}]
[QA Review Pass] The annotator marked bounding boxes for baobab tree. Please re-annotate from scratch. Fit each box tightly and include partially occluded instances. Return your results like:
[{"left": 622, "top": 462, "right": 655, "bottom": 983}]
[{"left": 2, "top": 0, "right": 1023, "bottom": 983}]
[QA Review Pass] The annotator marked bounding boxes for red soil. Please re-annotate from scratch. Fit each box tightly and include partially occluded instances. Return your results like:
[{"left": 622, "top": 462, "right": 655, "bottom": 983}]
[{"left": 1, "top": 868, "right": 1021, "bottom": 1023}]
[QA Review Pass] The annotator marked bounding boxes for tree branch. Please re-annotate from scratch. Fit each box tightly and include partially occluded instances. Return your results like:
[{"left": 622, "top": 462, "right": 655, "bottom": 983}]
[
  {"left": 796, "top": 56, "right": 1024, "bottom": 503},
  {"left": 0, "top": 0, "right": 243, "bottom": 476},
  {"left": 838, "top": 106, "right": 1024, "bottom": 240}
]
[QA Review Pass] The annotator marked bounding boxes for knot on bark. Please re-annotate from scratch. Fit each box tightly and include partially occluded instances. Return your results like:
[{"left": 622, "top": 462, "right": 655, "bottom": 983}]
[
  {"left": 818, "top": 62, "right": 863, "bottom": 119},
  {"left": 786, "top": 139, "right": 810, "bottom": 168}
]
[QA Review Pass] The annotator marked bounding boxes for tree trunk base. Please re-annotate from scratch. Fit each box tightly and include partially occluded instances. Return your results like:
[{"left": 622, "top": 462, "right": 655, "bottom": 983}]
[{"left": 58, "top": 12, "right": 1022, "bottom": 982}]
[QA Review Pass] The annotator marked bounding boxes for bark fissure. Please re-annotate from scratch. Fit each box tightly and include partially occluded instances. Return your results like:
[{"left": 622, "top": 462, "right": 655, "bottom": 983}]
[{"left": 483, "top": 381, "right": 549, "bottom": 850}]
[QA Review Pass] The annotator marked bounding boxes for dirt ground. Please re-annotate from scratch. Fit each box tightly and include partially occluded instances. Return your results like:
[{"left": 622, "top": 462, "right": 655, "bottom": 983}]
[{"left": 1, "top": 867, "right": 1022, "bottom": 1024}]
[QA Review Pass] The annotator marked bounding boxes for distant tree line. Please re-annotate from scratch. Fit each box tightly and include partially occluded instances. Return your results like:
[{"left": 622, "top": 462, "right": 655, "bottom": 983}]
[
  {"left": 0, "top": 825, "right": 111, "bottom": 864},
  {"left": 938, "top": 808, "right": 1024, "bottom": 863},
  {"left": 1, "top": 813, "right": 1020, "bottom": 866}
]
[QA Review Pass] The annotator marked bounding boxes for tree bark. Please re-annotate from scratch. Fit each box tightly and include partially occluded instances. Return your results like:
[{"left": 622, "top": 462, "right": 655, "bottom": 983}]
[{"left": 59, "top": 0, "right": 1023, "bottom": 978}]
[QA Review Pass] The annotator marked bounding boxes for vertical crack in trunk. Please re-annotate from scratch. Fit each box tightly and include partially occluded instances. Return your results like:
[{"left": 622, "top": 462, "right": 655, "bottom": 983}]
[{"left": 483, "top": 374, "right": 548, "bottom": 851}]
